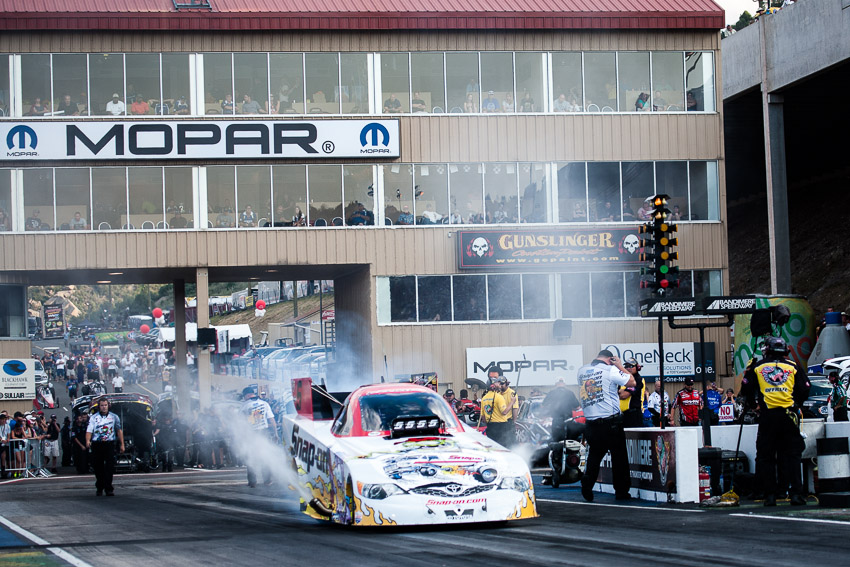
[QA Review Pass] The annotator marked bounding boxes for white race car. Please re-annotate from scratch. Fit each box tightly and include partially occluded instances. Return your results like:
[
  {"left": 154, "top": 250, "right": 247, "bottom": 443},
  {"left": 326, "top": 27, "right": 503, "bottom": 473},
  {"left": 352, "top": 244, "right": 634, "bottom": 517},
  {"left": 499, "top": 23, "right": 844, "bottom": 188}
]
[{"left": 282, "top": 382, "right": 538, "bottom": 526}]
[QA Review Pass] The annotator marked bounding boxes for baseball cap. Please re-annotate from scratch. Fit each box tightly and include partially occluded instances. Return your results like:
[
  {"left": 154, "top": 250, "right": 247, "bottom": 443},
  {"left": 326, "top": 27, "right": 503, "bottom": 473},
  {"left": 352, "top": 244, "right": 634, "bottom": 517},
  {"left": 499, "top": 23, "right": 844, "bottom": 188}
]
[
  {"left": 50, "top": 414, "right": 57, "bottom": 419},
  {"left": 488, "top": 90, "right": 495, "bottom": 95},
  {"left": 497, "top": 376, "right": 508, "bottom": 384},
  {"left": 444, "top": 389, "right": 455, "bottom": 397},
  {"left": 112, "top": 93, "right": 120, "bottom": 98},
  {"left": 684, "top": 378, "right": 694, "bottom": 385},
  {"left": 623, "top": 357, "right": 639, "bottom": 367}
]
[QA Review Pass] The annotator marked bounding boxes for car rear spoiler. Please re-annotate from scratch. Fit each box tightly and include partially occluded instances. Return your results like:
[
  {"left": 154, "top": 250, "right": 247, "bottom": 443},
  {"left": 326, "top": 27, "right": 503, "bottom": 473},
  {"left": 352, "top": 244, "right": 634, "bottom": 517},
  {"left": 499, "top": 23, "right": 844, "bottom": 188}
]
[{"left": 292, "top": 377, "right": 349, "bottom": 421}]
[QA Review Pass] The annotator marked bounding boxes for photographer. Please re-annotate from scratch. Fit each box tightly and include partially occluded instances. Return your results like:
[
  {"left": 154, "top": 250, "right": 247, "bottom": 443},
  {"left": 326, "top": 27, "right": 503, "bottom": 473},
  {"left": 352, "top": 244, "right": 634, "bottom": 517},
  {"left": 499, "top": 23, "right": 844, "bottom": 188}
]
[{"left": 618, "top": 357, "right": 646, "bottom": 429}]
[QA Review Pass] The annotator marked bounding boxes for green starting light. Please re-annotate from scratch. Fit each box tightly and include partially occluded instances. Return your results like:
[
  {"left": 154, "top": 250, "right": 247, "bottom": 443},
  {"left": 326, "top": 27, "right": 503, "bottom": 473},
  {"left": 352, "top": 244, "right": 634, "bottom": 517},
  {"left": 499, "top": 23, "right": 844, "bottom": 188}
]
[{"left": 659, "top": 265, "right": 669, "bottom": 274}]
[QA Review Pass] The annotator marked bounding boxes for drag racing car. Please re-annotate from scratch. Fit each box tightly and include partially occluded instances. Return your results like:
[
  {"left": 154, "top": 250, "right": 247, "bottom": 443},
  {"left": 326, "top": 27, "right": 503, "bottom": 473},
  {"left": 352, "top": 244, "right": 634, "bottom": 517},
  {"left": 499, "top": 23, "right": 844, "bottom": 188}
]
[{"left": 282, "top": 382, "right": 537, "bottom": 527}]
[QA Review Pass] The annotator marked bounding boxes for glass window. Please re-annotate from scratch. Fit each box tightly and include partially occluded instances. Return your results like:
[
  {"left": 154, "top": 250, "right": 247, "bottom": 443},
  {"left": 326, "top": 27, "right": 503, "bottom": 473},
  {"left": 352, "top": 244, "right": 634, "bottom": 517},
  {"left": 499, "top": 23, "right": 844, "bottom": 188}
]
[
  {"left": 665, "top": 270, "right": 693, "bottom": 299},
  {"left": 655, "top": 161, "right": 689, "bottom": 221},
  {"left": 207, "top": 166, "right": 236, "bottom": 228},
  {"left": 343, "top": 165, "right": 373, "bottom": 226},
  {"left": 21, "top": 55, "right": 51, "bottom": 117},
  {"left": 411, "top": 53, "right": 444, "bottom": 113},
  {"left": 0, "top": 170, "right": 12, "bottom": 232},
  {"left": 92, "top": 168, "right": 127, "bottom": 230},
  {"left": 380, "top": 53, "right": 409, "bottom": 114},
  {"left": 90, "top": 54, "right": 125, "bottom": 116},
  {"left": 446, "top": 52, "right": 478, "bottom": 113},
  {"left": 625, "top": 271, "right": 653, "bottom": 317},
  {"left": 0, "top": 56, "right": 9, "bottom": 116},
  {"left": 305, "top": 53, "right": 339, "bottom": 114},
  {"left": 557, "top": 162, "right": 587, "bottom": 223},
  {"left": 587, "top": 162, "right": 620, "bottom": 222},
  {"left": 0, "top": 285, "right": 26, "bottom": 338},
  {"left": 584, "top": 52, "right": 616, "bottom": 112},
  {"left": 272, "top": 165, "right": 306, "bottom": 226},
  {"left": 270, "top": 53, "right": 304, "bottom": 114},
  {"left": 480, "top": 53, "right": 513, "bottom": 113},
  {"left": 515, "top": 52, "right": 544, "bottom": 113},
  {"left": 234, "top": 53, "right": 269, "bottom": 115},
  {"left": 449, "top": 164, "right": 484, "bottom": 224},
  {"left": 618, "top": 52, "right": 650, "bottom": 112},
  {"left": 652, "top": 52, "right": 685, "bottom": 111},
  {"left": 591, "top": 272, "right": 624, "bottom": 318},
  {"left": 552, "top": 52, "right": 583, "bottom": 112},
  {"left": 129, "top": 167, "right": 164, "bottom": 229},
  {"left": 52, "top": 54, "right": 87, "bottom": 118},
  {"left": 484, "top": 163, "right": 518, "bottom": 224},
  {"left": 519, "top": 163, "right": 549, "bottom": 223},
  {"left": 522, "top": 274, "right": 551, "bottom": 319},
  {"left": 561, "top": 273, "right": 590, "bottom": 318},
  {"left": 383, "top": 164, "right": 413, "bottom": 225},
  {"left": 237, "top": 166, "right": 271, "bottom": 228},
  {"left": 414, "top": 164, "right": 449, "bottom": 225},
  {"left": 487, "top": 275, "right": 521, "bottom": 320},
  {"left": 688, "top": 161, "right": 719, "bottom": 221},
  {"left": 685, "top": 52, "right": 715, "bottom": 112},
  {"left": 23, "top": 169, "right": 54, "bottom": 231},
  {"left": 418, "top": 276, "right": 451, "bottom": 322},
  {"left": 204, "top": 53, "right": 234, "bottom": 115},
  {"left": 389, "top": 276, "right": 417, "bottom": 322},
  {"left": 340, "top": 53, "right": 369, "bottom": 114},
  {"left": 693, "top": 270, "right": 722, "bottom": 298},
  {"left": 55, "top": 168, "right": 90, "bottom": 231},
  {"left": 621, "top": 162, "right": 654, "bottom": 222},
  {"left": 165, "top": 168, "right": 193, "bottom": 229},
  {"left": 125, "top": 54, "right": 159, "bottom": 116},
  {"left": 453, "top": 275, "right": 486, "bottom": 321},
  {"left": 162, "top": 54, "right": 191, "bottom": 115},
  {"left": 307, "top": 165, "right": 341, "bottom": 227}
]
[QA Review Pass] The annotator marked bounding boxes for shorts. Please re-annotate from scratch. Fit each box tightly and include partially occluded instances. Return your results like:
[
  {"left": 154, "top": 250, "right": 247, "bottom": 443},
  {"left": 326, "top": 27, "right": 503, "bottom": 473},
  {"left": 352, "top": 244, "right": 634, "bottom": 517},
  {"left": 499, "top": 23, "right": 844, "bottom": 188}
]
[{"left": 43, "top": 440, "right": 60, "bottom": 457}]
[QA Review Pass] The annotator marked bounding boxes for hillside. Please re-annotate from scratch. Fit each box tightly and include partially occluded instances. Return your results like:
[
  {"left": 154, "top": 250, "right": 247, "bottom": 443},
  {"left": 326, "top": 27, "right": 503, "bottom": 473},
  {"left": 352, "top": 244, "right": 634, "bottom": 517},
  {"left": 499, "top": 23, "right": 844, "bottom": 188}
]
[{"left": 210, "top": 293, "right": 334, "bottom": 340}]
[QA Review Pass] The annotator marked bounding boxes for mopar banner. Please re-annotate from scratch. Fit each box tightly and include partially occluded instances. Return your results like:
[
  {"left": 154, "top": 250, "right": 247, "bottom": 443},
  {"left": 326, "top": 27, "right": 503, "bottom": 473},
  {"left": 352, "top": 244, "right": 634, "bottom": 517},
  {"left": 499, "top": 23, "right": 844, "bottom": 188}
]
[
  {"left": 466, "top": 345, "right": 584, "bottom": 387},
  {"left": 457, "top": 227, "right": 645, "bottom": 270},
  {"left": 597, "top": 430, "right": 677, "bottom": 493},
  {"left": 601, "top": 341, "right": 716, "bottom": 383},
  {"left": 0, "top": 359, "right": 36, "bottom": 400},
  {"left": 43, "top": 305, "right": 64, "bottom": 339},
  {"left": 1, "top": 119, "right": 400, "bottom": 161}
]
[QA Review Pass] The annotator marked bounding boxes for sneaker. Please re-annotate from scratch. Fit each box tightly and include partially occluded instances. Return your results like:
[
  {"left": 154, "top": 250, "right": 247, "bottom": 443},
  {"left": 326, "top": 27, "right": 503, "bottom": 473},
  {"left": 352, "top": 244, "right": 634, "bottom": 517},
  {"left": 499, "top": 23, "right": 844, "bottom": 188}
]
[
  {"left": 615, "top": 493, "right": 633, "bottom": 501},
  {"left": 763, "top": 494, "right": 777, "bottom": 507},
  {"left": 790, "top": 494, "right": 807, "bottom": 506},
  {"left": 96, "top": 489, "right": 103, "bottom": 496},
  {"left": 581, "top": 486, "right": 594, "bottom": 502},
  {"left": 106, "top": 490, "right": 114, "bottom": 496}
]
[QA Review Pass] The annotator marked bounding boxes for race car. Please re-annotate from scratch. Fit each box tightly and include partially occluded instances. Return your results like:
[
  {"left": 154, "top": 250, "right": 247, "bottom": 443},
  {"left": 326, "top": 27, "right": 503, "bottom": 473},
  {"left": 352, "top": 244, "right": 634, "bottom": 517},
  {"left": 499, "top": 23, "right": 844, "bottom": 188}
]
[{"left": 281, "top": 382, "right": 538, "bottom": 527}]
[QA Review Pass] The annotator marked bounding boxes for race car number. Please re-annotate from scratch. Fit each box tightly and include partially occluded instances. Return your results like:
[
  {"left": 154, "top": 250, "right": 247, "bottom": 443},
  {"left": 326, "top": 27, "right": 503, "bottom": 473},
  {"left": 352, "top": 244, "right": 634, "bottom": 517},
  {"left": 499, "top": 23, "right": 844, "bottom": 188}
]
[
  {"left": 390, "top": 415, "right": 442, "bottom": 438},
  {"left": 394, "top": 418, "right": 439, "bottom": 430}
]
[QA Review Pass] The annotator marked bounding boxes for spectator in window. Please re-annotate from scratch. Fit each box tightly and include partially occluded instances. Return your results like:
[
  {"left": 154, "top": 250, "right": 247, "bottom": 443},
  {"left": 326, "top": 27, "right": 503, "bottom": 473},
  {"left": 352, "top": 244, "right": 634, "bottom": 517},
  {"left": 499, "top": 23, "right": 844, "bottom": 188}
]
[
  {"left": 174, "top": 95, "right": 190, "bottom": 115},
  {"left": 686, "top": 90, "right": 699, "bottom": 111},
  {"left": 420, "top": 203, "right": 443, "bottom": 225},
  {"left": 221, "top": 93, "right": 235, "bottom": 114},
  {"left": 464, "top": 93, "right": 478, "bottom": 113},
  {"left": 0, "top": 99, "right": 8, "bottom": 117},
  {"left": 572, "top": 202, "right": 587, "bottom": 221},
  {"left": 634, "top": 92, "right": 650, "bottom": 111},
  {"left": 169, "top": 211, "right": 189, "bottom": 229},
  {"left": 56, "top": 94, "right": 80, "bottom": 116},
  {"left": 481, "top": 90, "right": 500, "bottom": 113},
  {"left": 106, "top": 93, "right": 125, "bottom": 116},
  {"left": 216, "top": 209, "right": 234, "bottom": 228},
  {"left": 130, "top": 95, "right": 150, "bottom": 115},
  {"left": 265, "top": 93, "right": 280, "bottom": 115},
  {"left": 348, "top": 203, "right": 373, "bottom": 226},
  {"left": 553, "top": 93, "right": 570, "bottom": 112},
  {"left": 721, "top": 24, "right": 736, "bottom": 38},
  {"left": 411, "top": 92, "right": 427, "bottom": 113},
  {"left": 239, "top": 205, "right": 257, "bottom": 227},
  {"left": 652, "top": 91, "right": 667, "bottom": 111},
  {"left": 397, "top": 205, "right": 414, "bottom": 225},
  {"left": 155, "top": 99, "right": 171, "bottom": 115},
  {"left": 0, "top": 208, "right": 12, "bottom": 231},
  {"left": 669, "top": 204, "right": 683, "bottom": 221},
  {"left": 637, "top": 198, "right": 654, "bottom": 221},
  {"left": 519, "top": 91, "right": 535, "bottom": 112},
  {"left": 69, "top": 211, "right": 88, "bottom": 230},
  {"left": 292, "top": 207, "right": 306, "bottom": 227},
  {"left": 383, "top": 93, "right": 402, "bottom": 113},
  {"left": 25, "top": 209, "right": 43, "bottom": 231},
  {"left": 622, "top": 200, "right": 636, "bottom": 222},
  {"left": 501, "top": 92, "right": 515, "bottom": 113},
  {"left": 596, "top": 201, "right": 616, "bottom": 222},
  {"left": 241, "top": 94, "right": 261, "bottom": 115},
  {"left": 28, "top": 97, "right": 48, "bottom": 116}
]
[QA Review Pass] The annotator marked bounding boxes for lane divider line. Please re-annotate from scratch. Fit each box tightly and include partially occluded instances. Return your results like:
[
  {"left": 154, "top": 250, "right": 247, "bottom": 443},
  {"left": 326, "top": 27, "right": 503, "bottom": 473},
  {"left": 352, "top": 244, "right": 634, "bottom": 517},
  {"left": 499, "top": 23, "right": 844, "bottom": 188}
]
[
  {"left": 536, "top": 498, "right": 705, "bottom": 513},
  {"left": 729, "top": 512, "right": 850, "bottom": 526},
  {"left": 0, "top": 514, "right": 94, "bottom": 567}
]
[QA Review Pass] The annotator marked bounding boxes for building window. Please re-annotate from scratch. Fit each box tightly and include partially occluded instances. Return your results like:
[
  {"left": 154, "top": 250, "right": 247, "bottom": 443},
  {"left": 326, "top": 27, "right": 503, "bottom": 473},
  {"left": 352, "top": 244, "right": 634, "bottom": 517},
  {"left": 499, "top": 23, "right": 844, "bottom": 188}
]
[
  {"left": 583, "top": 52, "right": 617, "bottom": 112},
  {"left": 651, "top": 52, "right": 685, "bottom": 111},
  {"left": 53, "top": 54, "right": 88, "bottom": 117},
  {"left": 587, "top": 162, "right": 621, "bottom": 222},
  {"left": 270, "top": 53, "right": 305, "bottom": 114},
  {"left": 590, "top": 271, "right": 625, "bottom": 317},
  {"left": 686, "top": 51, "right": 715, "bottom": 112},
  {"left": 93, "top": 168, "right": 126, "bottom": 230},
  {"left": 305, "top": 53, "right": 340, "bottom": 114},
  {"left": 515, "top": 52, "right": 545, "bottom": 113},
  {"left": 452, "top": 275, "right": 487, "bottom": 321},
  {"left": 0, "top": 284, "right": 26, "bottom": 338},
  {"left": 234, "top": 53, "right": 269, "bottom": 115},
  {"left": 480, "top": 52, "right": 514, "bottom": 113},
  {"left": 411, "top": 53, "right": 445, "bottom": 113},
  {"left": 418, "top": 276, "right": 452, "bottom": 321},
  {"left": 55, "top": 168, "right": 90, "bottom": 231},
  {"left": 21, "top": 55, "right": 51, "bottom": 117},
  {"left": 23, "top": 169, "right": 54, "bottom": 231},
  {"left": 388, "top": 276, "right": 417, "bottom": 322},
  {"left": 484, "top": 163, "right": 518, "bottom": 224},
  {"left": 618, "top": 52, "right": 650, "bottom": 112},
  {"left": 487, "top": 274, "right": 522, "bottom": 320},
  {"left": 445, "top": 52, "right": 479, "bottom": 113},
  {"left": 380, "top": 53, "right": 410, "bottom": 114},
  {"left": 0, "top": 56, "right": 9, "bottom": 116},
  {"left": 271, "top": 165, "right": 306, "bottom": 227},
  {"left": 414, "top": 164, "right": 449, "bottom": 225},
  {"left": 449, "top": 164, "right": 484, "bottom": 224},
  {"left": 340, "top": 53, "right": 369, "bottom": 114},
  {"left": 0, "top": 169, "right": 12, "bottom": 232},
  {"left": 237, "top": 166, "right": 272, "bottom": 228}
]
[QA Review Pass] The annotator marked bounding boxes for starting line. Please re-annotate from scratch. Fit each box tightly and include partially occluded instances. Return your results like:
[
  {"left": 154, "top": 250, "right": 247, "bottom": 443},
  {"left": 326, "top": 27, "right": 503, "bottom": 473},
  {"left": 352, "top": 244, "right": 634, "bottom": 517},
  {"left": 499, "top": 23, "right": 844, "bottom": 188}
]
[{"left": 0, "top": 515, "right": 94, "bottom": 567}]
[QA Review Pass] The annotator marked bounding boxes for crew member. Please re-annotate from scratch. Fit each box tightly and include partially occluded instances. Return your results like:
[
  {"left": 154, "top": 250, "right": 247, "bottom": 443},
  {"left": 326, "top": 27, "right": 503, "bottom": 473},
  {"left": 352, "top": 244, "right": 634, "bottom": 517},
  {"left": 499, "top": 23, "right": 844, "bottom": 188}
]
[
  {"left": 705, "top": 382, "right": 723, "bottom": 425},
  {"left": 496, "top": 376, "right": 518, "bottom": 447},
  {"left": 85, "top": 398, "right": 125, "bottom": 496},
  {"left": 673, "top": 378, "right": 702, "bottom": 426},
  {"left": 618, "top": 357, "right": 646, "bottom": 429},
  {"left": 487, "top": 367, "right": 519, "bottom": 422},
  {"left": 741, "top": 337, "right": 810, "bottom": 506},
  {"left": 241, "top": 386, "right": 278, "bottom": 488},
  {"left": 481, "top": 382, "right": 512, "bottom": 446},
  {"left": 542, "top": 379, "right": 582, "bottom": 442},
  {"left": 578, "top": 349, "right": 635, "bottom": 502},
  {"left": 443, "top": 389, "right": 463, "bottom": 414},
  {"left": 827, "top": 371, "right": 848, "bottom": 422}
]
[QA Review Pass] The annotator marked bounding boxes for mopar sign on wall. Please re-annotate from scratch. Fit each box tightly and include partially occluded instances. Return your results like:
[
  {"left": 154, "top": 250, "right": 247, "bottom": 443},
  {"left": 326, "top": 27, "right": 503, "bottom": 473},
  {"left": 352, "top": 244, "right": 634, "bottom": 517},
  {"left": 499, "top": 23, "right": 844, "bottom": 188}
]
[
  {"left": 0, "top": 359, "right": 36, "bottom": 400},
  {"left": 1, "top": 120, "right": 399, "bottom": 160},
  {"left": 466, "top": 345, "right": 584, "bottom": 387},
  {"left": 601, "top": 342, "right": 716, "bottom": 382},
  {"left": 458, "top": 228, "right": 646, "bottom": 270}
]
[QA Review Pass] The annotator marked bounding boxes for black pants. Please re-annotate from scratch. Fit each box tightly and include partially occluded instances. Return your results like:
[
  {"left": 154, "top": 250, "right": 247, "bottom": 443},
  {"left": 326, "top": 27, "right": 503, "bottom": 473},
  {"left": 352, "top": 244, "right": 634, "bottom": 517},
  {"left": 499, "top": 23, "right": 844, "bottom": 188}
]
[
  {"left": 0, "top": 445, "right": 7, "bottom": 478},
  {"left": 90, "top": 441, "right": 116, "bottom": 492},
  {"left": 834, "top": 407, "right": 849, "bottom": 422},
  {"left": 582, "top": 415, "right": 631, "bottom": 496},
  {"left": 73, "top": 443, "right": 89, "bottom": 474},
  {"left": 485, "top": 421, "right": 510, "bottom": 447},
  {"left": 756, "top": 408, "right": 804, "bottom": 498},
  {"left": 61, "top": 440, "right": 72, "bottom": 466},
  {"left": 622, "top": 409, "right": 644, "bottom": 429}
]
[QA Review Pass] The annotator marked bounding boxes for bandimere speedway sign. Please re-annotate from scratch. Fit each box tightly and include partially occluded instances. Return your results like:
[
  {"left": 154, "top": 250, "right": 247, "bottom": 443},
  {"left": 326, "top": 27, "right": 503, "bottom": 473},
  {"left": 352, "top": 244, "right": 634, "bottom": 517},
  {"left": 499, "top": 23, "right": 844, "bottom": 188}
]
[{"left": 0, "top": 119, "right": 400, "bottom": 161}]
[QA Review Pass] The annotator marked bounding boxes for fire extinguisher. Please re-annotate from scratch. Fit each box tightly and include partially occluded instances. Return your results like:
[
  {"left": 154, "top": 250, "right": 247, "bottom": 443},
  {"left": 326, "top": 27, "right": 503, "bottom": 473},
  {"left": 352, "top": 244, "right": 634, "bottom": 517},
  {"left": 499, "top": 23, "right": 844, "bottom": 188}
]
[{"left": 699, "top": 467, "right": 711, "bottom": 501}]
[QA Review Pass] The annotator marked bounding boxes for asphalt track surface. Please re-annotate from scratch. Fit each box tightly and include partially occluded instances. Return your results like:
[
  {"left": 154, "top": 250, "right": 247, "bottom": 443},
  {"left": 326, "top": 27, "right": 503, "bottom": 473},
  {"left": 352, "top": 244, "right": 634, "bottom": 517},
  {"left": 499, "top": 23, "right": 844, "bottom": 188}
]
[{"left": 1, "top": 469, "right": 848, "bottom": 567}]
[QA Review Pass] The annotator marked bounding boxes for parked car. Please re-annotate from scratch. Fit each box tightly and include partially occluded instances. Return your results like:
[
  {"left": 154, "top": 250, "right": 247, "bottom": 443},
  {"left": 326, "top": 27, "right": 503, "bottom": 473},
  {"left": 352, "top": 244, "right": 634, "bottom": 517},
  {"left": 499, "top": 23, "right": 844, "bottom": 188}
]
[{"left": 801, "top": 375, "right": 831, "bottom": 419}]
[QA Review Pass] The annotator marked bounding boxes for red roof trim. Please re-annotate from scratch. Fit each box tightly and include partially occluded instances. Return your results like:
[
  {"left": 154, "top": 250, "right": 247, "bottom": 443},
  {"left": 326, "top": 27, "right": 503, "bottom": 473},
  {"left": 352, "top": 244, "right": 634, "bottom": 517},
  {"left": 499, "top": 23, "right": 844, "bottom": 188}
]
[{"left": 0, "top": 12, "right": 724, "bottom": 32}]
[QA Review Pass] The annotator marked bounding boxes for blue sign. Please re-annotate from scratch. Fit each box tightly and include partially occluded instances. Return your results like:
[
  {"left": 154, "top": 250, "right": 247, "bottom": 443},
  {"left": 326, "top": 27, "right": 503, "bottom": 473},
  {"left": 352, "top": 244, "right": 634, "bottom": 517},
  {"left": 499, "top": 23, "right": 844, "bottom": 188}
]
[
  {"left": 6, "top": 125, "right": 37, "bottom": 150},
  {"left": 3, "top": 360, "right": 27, "bottom": 376},
  {"left": 360, "top": 122, "right": 390, "bottom": 147}
]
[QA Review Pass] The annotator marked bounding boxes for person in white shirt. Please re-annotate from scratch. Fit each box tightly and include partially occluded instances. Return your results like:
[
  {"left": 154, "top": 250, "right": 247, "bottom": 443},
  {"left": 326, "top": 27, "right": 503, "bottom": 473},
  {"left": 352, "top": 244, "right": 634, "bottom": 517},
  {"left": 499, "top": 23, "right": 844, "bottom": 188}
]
[
  {"left": 85, "top": 398, "right": 125, "bottom": 496},
  {"left": 111, "top": 373, "right": 124, "bottom": 393},
  {"left": 105, "top": 93, "right": 125, "bottom": 116}
]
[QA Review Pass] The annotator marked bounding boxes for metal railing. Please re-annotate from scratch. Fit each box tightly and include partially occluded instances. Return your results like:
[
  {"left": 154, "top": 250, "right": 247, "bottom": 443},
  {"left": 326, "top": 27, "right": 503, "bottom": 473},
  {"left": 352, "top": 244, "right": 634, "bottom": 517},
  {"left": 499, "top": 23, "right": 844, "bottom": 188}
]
[{"left": 4, "top": 439, "right": 54, "bottom": 478}]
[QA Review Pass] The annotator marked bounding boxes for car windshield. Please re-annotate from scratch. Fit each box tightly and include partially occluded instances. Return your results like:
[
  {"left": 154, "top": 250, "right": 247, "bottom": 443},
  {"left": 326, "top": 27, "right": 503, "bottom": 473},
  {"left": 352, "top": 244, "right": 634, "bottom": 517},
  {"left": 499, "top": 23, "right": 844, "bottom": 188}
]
[
  {"left": 34, "top": 361, "right": 44, "bottom": 371},
  {"left": 809, "top": 379, "right": 832, "bottom": 397},
  {"left": 359, "top": 391, "right": 457, "bottom": 434}
]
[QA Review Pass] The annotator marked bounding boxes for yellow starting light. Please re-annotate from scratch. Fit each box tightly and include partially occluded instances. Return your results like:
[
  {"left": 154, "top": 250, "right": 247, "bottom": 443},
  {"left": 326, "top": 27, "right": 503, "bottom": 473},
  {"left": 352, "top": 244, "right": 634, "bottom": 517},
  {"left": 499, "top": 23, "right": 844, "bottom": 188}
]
[
  {"left": 653, "top": 197, "right": 666, "bottom": 207},
  {"left": 660, "top": 237, "right": 678, "bottom": 247},
  {"left": 660, "top": 251, "right": 679, "bottom": 261}
]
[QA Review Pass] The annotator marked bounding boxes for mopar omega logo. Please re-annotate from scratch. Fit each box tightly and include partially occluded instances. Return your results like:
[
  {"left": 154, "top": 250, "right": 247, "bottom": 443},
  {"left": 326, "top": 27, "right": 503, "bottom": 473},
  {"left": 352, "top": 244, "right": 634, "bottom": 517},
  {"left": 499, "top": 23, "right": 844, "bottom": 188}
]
[
  {"left": 6, "top": 125, "right": 39, "bottom": 157},
  {"left": 359, "top": 122, "right": 390, "bottom": 154}
]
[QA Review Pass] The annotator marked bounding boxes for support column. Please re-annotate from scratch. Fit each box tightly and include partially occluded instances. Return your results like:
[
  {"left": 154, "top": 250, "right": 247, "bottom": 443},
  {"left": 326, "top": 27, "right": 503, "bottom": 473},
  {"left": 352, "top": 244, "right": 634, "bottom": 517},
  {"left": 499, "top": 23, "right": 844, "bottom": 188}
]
[
  {"left": 196, "top": 268, "right": 212, "bottom": 410},
  {"left": 173, "top": 279, "right": 191, "bottom": 419},
  {"left": 760, "top": 19, "right": 792, "bottom": 294}
]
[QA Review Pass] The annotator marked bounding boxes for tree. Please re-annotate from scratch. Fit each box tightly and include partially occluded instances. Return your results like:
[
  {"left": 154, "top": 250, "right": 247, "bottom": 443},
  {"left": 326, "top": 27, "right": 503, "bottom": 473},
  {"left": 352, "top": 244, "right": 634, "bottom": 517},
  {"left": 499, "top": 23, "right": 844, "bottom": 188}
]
[{"left": 735, "top": 11, "right": 755, "bottom": 30}]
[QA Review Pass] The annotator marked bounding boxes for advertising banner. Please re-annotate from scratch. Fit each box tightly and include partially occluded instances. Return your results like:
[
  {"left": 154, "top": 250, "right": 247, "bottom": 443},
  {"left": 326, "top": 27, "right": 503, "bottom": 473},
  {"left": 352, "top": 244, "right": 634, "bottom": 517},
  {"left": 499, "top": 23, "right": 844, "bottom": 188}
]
[
  {"left": 43, "top": 305, "right": 64, "bottom": 339},
  {"left": 600, "top": 341, "right": 716, "bottom": 382},
  {"left": 466, "top": 345, "right": 584, "bottom": 386},
  {"left": 0, "top": 359, "right": 36, "bottom": 401},
  {"left": 457, "top": 227, "right": 645, "bottom": 270},
  {"left": 597, "top": 429, "right": 677, "bottom": 493},
  {"left": 1, "top": 119, "right": 400, "bottom": 161}
]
